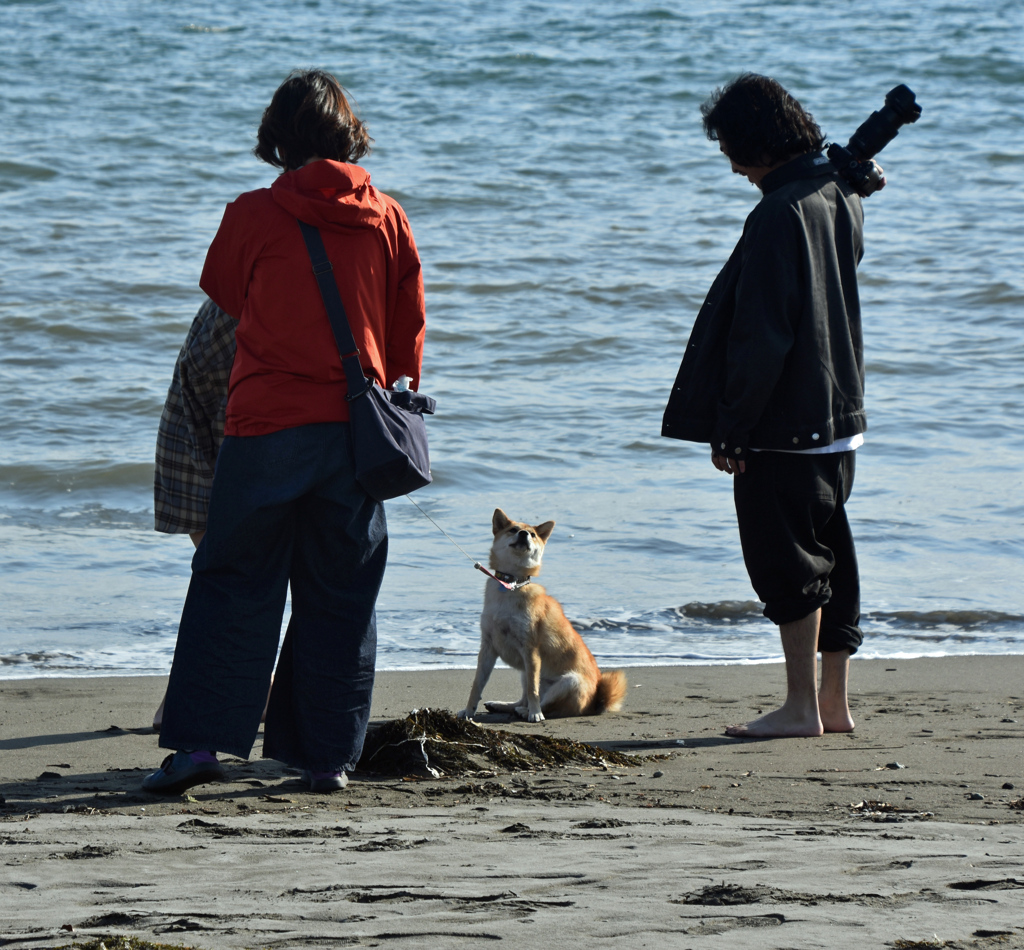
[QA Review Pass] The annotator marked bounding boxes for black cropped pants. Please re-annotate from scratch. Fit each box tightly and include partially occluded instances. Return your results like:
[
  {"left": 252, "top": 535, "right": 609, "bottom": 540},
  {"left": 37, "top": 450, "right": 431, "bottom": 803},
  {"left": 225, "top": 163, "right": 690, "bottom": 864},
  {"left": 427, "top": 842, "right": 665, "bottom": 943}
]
[{"left": 733, "top": 450, "right": 862, "bottom": 654}]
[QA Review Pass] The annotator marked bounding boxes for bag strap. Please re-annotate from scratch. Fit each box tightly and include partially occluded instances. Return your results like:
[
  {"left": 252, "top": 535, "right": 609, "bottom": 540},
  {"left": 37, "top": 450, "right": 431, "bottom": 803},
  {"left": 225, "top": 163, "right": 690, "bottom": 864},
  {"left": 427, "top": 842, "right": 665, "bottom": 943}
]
[{"left": 296, "top": 219, "right": 369, "bottom": 401}]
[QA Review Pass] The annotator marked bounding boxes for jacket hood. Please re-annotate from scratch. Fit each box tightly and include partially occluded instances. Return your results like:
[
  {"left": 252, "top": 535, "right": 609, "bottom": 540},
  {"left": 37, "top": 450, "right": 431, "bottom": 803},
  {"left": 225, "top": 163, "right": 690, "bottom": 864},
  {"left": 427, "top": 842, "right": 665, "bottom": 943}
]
[{"left": 270, "top": 160, "right": 386, "bottom": 229}]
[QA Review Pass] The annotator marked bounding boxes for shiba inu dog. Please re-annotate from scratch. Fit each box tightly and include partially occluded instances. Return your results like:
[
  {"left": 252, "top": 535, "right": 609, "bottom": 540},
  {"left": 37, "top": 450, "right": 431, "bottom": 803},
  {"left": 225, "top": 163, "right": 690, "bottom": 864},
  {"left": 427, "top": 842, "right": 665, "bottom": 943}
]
[{"left": 458, "top": 508, "right": 627, "bottom": 723}]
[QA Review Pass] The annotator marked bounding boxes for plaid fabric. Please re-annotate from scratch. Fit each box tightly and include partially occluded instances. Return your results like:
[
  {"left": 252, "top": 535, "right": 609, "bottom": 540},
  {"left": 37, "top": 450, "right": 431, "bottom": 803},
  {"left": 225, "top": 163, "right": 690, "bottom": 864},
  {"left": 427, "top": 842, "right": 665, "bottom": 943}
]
[{"left": 154, "top": 298, "right": 236, "bottom": 533}]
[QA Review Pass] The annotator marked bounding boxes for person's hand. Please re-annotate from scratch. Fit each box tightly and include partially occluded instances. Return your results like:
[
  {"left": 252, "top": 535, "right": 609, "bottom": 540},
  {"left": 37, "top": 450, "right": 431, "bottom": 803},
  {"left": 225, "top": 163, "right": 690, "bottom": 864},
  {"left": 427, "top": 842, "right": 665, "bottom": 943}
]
[
  {"left": 712, "top": 452, "right": 745, "bottom": 475},
  {"left": 869, "top": 159, "right": 886, "bottom": 191},
  {"left": 854, "top": 159, "right": 886, "bottom": 197}
]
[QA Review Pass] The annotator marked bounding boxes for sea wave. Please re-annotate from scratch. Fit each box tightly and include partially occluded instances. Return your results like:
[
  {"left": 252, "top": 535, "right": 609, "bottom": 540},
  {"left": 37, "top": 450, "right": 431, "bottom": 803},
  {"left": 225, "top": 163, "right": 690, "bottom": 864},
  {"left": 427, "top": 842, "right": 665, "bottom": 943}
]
[{"left": 865, "top": 609, "right": 1024, "bottom": 631}]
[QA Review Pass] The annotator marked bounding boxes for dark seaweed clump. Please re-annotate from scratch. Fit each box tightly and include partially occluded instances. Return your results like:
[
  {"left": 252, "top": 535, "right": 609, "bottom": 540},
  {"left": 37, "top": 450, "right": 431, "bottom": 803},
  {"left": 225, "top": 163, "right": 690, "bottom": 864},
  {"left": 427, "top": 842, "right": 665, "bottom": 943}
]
[{"left": 357, "top": 708, "right": 636, "bottom": 778}]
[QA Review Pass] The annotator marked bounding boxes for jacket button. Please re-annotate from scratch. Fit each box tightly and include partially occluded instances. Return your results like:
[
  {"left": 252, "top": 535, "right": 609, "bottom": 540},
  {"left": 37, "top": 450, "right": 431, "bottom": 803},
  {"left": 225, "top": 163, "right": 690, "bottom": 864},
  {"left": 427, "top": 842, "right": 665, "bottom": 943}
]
[
  {"left": 734, "top": 447, "right": 741, "bottom": 455},
  {"left": 720, "top": 442, "right": 726, "bottom": 450},
  {"left": 812, "top": 432, "right": 820, "bottom": 440},
  {"left": 792, "top": 437, "right": 799, "bottom": 444}
]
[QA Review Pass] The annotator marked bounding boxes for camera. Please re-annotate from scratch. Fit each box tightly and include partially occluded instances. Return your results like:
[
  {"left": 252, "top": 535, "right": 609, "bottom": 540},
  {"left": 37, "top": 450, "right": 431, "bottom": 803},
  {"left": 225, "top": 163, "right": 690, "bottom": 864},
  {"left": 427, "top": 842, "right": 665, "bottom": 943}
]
[{"left": 827, "top": 84, "right": 922, "bottom": 196}]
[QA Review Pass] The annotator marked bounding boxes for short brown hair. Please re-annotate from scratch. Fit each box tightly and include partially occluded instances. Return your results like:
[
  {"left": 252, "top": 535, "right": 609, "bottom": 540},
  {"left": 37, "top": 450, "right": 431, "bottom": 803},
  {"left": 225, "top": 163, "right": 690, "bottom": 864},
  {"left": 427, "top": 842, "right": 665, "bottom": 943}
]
[
  {"left": 254, "top": 69, "right": 372, "bottom": 171},
  {"left": 701, "top": 74, "right": 824, "bottom": 168}
]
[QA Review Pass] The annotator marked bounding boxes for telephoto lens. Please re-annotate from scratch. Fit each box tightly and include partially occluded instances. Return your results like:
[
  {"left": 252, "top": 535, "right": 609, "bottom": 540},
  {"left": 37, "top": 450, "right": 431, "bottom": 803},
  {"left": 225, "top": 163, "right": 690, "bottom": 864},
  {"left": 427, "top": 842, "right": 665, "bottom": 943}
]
[
  {"left": 827, "top": 84, "right": 921, "bottom": 197},
  {"left": 847, "top": 84, "right": 922, "bottom": 161}
]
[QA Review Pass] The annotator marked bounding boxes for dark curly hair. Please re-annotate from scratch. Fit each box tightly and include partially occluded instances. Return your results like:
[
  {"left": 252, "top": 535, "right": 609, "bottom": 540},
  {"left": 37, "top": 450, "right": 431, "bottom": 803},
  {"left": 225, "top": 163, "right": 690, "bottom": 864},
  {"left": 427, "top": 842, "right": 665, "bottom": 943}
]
[
  {"left": 254, "top": 69, "right": 372, "bottom": 171},
  {"left": 701, "top": 74, "right": 824, "bottom": 168}
]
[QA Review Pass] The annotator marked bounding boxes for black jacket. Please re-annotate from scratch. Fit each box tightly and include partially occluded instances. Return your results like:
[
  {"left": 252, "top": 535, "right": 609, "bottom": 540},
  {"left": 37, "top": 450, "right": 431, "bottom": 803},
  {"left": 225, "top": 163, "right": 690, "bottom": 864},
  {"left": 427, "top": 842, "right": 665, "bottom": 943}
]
[{"left": 662, "top": 153, "right": 866, "bottom": 460}]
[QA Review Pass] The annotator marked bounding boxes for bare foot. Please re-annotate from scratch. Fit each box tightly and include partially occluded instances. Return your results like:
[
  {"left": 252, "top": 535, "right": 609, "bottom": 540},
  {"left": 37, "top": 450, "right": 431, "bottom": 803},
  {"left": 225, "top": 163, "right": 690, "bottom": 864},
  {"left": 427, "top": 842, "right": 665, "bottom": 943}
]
[
  {"left": 822, "top": 717, "right": 855, "bottom": 733},
  {"left": 819, "top": 650, "right": 854, "bottom": 732},
  {"left": 820, "top": 703, "right": 855, "bottom": 733},
  {"left": 725, "top": 704, "right": 824, "bottom": 738}
]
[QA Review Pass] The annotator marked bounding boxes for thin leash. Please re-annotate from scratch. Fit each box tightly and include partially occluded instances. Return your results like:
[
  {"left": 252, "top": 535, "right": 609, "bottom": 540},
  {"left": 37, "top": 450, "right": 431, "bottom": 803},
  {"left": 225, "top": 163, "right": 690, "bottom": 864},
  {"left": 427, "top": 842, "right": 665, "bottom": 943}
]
[{"left": 404, "top": 496, "right": 525, "bottom": 590}]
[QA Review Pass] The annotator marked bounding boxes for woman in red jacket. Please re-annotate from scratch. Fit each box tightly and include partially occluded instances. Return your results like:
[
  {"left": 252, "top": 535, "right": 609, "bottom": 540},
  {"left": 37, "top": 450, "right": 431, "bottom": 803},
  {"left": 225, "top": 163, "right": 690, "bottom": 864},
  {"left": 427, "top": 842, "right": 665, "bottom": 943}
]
[{"left": 143, "top": 70, "right": 426, "bottom": 795}]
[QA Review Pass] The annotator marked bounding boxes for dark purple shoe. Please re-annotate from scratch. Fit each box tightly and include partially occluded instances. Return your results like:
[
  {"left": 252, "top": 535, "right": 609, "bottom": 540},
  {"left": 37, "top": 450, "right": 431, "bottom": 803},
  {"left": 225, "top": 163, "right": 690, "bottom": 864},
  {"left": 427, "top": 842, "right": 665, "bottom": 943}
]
[
  {"left": 142, "top": 750, "right": 226, "bottom": 795},
  {"left": 300, "top": 770, "right": 349, "bottom": 793}
]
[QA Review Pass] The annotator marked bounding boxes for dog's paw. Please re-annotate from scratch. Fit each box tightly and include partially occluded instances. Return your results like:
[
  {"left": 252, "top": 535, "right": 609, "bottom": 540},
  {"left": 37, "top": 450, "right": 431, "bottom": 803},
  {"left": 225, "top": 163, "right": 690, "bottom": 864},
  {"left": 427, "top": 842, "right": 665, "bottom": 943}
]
[
  {"left": 484, "top": 701, "right": 518, "bottom": 714},
  {"left": 457, "top": 708, "right": 475, "bottom": 720},
  {"left": 527, "top": 710, "right": 546, "bottom": 723}
]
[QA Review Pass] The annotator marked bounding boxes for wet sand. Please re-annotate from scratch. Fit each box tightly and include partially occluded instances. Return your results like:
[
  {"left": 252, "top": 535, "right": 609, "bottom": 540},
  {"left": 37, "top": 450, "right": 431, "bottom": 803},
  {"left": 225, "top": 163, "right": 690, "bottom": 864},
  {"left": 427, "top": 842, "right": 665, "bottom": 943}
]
[{"left": 2, "top": 657, "right": 1023, "bottom": 948}]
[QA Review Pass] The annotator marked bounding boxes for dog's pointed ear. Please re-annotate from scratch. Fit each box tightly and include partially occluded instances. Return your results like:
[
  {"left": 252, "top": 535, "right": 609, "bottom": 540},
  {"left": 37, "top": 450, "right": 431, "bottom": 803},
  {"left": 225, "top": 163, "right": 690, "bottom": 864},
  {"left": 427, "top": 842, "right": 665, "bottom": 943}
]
[
  {"left": 535, "top": 520, "right": 555, "bottom": 542},
  {"left": 493, "top": 508, "right": 512, "bottom": 535}
]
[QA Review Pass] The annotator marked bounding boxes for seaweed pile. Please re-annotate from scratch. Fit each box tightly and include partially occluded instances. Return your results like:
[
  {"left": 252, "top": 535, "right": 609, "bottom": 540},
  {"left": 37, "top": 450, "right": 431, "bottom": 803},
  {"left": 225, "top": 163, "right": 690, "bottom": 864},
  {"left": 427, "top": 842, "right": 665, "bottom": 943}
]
[
  {"left": 357, "top": 708, "right": 636, "bottom": 778},
  {"left": 59, "top": 938, "right": 195, "bottom": 950}
]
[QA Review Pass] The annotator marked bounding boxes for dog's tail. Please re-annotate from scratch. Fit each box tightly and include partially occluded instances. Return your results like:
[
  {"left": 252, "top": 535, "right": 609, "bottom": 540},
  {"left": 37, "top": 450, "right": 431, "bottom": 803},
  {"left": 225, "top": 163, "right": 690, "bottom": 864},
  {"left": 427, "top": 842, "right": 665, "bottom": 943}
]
[{"left": 588, "top": 669, "right": 627, "bottom": 714}]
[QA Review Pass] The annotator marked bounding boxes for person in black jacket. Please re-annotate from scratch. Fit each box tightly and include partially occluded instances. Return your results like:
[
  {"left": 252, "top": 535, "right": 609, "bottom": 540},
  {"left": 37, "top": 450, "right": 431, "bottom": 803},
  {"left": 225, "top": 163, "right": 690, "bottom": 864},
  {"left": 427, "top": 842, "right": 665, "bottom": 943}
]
[{"left": 663, "top": 74, "right": 866, "bottom": 738}]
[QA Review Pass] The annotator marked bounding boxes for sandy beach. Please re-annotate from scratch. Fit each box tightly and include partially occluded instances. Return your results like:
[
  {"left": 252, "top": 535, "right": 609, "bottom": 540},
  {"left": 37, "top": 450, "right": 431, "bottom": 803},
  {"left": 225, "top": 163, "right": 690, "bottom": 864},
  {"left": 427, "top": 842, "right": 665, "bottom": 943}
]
[{"left": 2, "top": 656, "right": 1023, "bottom": 948}]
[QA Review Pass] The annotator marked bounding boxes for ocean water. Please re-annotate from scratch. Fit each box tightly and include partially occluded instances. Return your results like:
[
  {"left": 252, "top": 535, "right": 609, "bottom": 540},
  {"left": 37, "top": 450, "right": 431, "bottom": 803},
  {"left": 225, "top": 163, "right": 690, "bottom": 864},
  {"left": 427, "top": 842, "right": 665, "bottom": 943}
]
[{"left": 1, "top": 0, "right": 1022, "bottom": 678}]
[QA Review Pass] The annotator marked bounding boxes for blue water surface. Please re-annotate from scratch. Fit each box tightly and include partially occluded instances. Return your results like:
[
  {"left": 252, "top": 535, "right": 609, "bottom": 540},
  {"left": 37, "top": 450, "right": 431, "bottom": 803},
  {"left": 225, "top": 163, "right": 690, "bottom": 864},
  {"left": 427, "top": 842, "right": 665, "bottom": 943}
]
[{"left": 1, "top": 0, "right": 1022, "bottom": 676}]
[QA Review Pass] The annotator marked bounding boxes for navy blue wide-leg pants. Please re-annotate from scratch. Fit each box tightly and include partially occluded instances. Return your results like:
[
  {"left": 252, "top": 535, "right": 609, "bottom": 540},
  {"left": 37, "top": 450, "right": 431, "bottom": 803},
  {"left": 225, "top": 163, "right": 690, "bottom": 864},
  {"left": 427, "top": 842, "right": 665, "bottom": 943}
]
[{"left": 159, "top": 422, "right": 387, "bottom": 772}]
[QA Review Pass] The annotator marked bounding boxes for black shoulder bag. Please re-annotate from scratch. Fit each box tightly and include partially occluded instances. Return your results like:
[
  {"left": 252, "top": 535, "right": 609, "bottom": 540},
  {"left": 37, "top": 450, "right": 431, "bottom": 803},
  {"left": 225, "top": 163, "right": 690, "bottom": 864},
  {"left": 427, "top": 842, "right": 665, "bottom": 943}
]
[{"left": 297, "top": 219, "right": 435, "bottom": 501}]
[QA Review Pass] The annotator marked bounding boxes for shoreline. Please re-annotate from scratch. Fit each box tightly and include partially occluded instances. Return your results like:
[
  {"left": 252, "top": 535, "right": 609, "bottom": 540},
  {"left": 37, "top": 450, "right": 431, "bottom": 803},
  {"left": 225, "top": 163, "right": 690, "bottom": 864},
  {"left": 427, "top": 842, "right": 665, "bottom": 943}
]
[
  {"left": 4, "top": 647, "right": 1024, "bottom": 681},
  {"left": 2, "top": 656, "right": 1023, "bottom": 948}
]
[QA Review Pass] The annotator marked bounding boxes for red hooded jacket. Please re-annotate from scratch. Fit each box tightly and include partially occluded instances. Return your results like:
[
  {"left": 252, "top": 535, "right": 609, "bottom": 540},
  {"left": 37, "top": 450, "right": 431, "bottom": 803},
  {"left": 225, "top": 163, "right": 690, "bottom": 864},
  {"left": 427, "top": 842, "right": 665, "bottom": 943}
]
[{"left": 200, "top": 161, "right": 425, "bottom": 437}]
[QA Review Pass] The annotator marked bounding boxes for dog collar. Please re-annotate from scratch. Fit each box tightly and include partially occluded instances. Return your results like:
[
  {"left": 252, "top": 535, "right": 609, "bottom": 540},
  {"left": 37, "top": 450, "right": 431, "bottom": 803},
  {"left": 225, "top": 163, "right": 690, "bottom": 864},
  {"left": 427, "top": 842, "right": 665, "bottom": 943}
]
[
  {"left": 492, "top": 570, "right": 532, "bottom": 590},
  {"left": 474, "top": 563, "right": 532, "bottom": 591}
]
